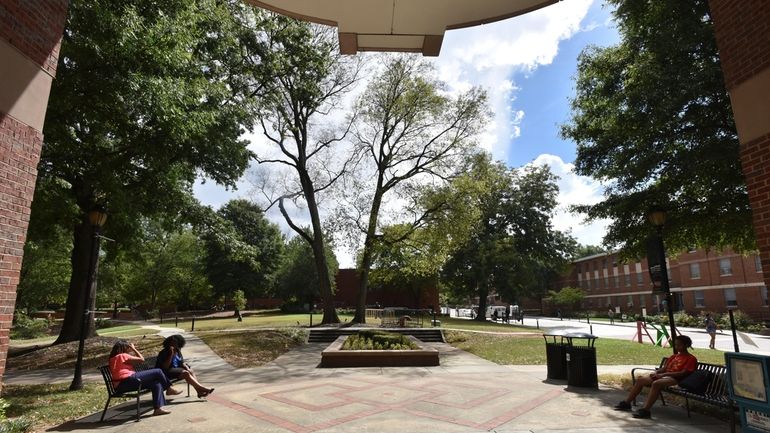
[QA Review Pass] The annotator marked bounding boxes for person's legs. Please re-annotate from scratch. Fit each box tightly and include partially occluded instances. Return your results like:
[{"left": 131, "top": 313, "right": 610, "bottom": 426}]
[
  {"left": 709, "top": 332, "right": 716, "bottom": 349},
  {"left": 640, "top": 377, "right": 677, "bottom": 410},
  {"left": 623, "top": 375, "right": 653, "bottom": 404}
]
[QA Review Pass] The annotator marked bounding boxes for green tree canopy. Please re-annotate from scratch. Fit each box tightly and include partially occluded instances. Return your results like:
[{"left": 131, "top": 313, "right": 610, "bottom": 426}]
[
  {"left": 203, "top": 199, "right": 284, "bottom": 301},
  {"left": 274, "top": 235, "right": 338, "bottom": 308},
  {"left": 441, "top": 154, "right": 575, "bottom": 320},
  {"left": 41, "top": 0, "right": 263, "bottom": 343},
  {"left": 561, "top": 0, "right": 750, "bottom": 259}
]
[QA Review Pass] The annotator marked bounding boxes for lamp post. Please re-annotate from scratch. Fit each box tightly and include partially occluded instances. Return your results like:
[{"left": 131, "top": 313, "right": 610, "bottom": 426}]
[
  {"left": 70, "top": 206, "right": 107, "bottom": 391},
  {"left": 648, "top": 208, "right": 677, "bottom": 353}
]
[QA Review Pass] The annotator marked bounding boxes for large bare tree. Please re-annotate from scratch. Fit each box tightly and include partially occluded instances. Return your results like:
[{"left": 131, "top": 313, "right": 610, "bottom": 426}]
[
  {"left": 339, "top": 56, "right": 489, "bottom": 323},
  {"left": 250, "top": 19, "right": 363, "bottom": 324}
]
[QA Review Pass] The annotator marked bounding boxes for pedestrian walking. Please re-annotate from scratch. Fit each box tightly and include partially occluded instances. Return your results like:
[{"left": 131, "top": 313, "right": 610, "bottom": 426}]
[{"left": 705, "top": 313, "right": 718, "bottom": 349}]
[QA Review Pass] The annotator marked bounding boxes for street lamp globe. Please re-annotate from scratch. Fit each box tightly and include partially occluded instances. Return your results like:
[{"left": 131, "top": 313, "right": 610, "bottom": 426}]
[{"left": 648, "top": 208, "right": 667, "bottom": 228}]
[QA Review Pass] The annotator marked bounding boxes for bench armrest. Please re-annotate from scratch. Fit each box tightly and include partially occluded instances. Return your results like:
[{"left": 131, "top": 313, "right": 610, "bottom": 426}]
[{"left": 631, "top": 367, "right": 656, "bottom": 385}]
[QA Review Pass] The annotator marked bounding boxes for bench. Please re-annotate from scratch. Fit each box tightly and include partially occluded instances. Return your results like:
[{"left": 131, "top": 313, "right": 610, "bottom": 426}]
[
  {"left": 632, "top": 357, "right": 736, "bottom": 433},
  {"left": 98, "top": 355, "right": 189, "bottom": 422}
]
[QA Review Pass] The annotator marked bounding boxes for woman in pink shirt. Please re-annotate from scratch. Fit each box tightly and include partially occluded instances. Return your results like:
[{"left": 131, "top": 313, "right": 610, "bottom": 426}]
[{"left": 109, "top": 340, "right": 181, "bottom": 416}]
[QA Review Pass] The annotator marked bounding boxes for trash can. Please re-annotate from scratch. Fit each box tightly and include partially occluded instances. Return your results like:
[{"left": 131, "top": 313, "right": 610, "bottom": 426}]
[
  {"left": 543, "top": 331, "right": 568, "bottom": 380},
  {"left": 565, "top": 332, "right": 598, "bottom": 388}
]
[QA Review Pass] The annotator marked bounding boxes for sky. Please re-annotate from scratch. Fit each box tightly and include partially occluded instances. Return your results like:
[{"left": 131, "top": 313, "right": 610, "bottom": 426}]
[{"left": 193, "top": 0, "right": 621, "bottom": 267}]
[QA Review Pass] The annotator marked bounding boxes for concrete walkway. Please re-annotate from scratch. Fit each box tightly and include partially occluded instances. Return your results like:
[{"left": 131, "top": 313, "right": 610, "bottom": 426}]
[{"left": 6, "top": 326, "right": 736, "bottom": 433}]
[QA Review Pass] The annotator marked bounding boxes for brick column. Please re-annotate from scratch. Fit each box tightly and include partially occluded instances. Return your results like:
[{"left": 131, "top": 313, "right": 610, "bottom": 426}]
[
  {"left": 709, "top": 1, "right": 770, "bottom": 290},
  {"left": 0, "top": 0, "right": 69, "bottom": 381}
]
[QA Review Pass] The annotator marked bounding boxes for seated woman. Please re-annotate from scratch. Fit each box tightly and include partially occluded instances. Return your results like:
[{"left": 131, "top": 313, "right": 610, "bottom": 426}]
[
  {"left": 156, "top": 334, "right": 214, "bottom": 398},
  {"left": 613, "top": 335, "right": 697, "bottom": 419},
  {"left": 109, "top": 340, "right": 181, "bottom": 416}
]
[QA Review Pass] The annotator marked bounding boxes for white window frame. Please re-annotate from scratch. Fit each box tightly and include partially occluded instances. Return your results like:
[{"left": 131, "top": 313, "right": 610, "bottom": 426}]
[
  {"left": 694, "top": 290, "right": 705, "bottom": 308},
  {"left": 724, "top": 287, "right": 737, "bottom": 307},
  {"left": 690, "top": 263, "right": 701, "bottom": 279},
  {"left": 719, "top": 258, "right": 732, "bottom": 276}
]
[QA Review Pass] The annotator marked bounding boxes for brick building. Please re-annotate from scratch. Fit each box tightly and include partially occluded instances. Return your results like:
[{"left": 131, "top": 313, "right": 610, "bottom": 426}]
[
  {"left": 333, "top": 269, "right": 439, "bottom": 311},
  {"left": 561, "top": 249, "right": 768, "bottom": 320}
]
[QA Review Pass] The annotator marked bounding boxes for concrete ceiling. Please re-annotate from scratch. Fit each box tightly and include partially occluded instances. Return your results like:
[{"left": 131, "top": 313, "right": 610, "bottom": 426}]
[{"left": 247, "top": 0, "right": 560, "bottom": 56}]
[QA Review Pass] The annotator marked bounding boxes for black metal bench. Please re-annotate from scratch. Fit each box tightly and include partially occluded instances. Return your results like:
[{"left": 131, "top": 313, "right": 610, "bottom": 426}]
[
  {"left": 98, "top": 355, "right": 189, "bottom": 422},
  {"left": 632, "top": 357, "right": 736, "bottom": 433}
]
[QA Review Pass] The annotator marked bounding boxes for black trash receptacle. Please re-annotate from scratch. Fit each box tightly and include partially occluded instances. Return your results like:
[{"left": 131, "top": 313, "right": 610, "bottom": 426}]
[
  {"left": 543, "top": 331, "right": 568, "bottom": 380},
  {"left": 565, "top": 332, "right": 598, "bottom": 388}
]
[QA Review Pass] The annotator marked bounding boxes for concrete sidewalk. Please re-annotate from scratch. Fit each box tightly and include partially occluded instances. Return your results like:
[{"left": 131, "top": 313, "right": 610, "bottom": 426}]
[{"left": 21, "top": 331, "right": 735, "bottom": 433}]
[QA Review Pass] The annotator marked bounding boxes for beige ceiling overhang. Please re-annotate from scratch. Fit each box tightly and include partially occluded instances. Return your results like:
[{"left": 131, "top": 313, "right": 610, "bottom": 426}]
[{"left": 247, "top": 0, "right": 560, "bottom": 56}]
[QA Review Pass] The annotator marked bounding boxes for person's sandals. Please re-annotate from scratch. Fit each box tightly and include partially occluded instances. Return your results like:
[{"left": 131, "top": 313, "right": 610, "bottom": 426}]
[
  {"left": 153, "top": 408, "right": 171, "bottom": 416},
  {"left": 613, "top": 401, "right": 631, "bottom": 411},
  {"left": 197, "top": 388, "right": 215, "bottom": 398},
  {"left": 166, "top": 387, "right": 183, "bottom": 396},
  {"left": 632, "top": 408, "right": 651, "bottom": 418}
]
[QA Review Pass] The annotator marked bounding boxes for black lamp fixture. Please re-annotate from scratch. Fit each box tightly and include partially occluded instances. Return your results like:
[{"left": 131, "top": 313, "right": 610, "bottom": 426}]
[
  {"left": 647, "top": 206, "right": 677, "bottom": 353},
  {"left": 70, "top": 205, "right": 108, "bottom": 391}
]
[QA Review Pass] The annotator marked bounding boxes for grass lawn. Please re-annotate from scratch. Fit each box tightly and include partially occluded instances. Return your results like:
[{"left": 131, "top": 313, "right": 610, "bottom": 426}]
[
  {"left": 444, "top": 330, "right": 727, "bottom": 365},
  {"left": 2, "top": 383, "right": 106, "bottom": 433},
  {"left": 158, "top": 312, "right": 355, "bottom": 331},
  {"left": 197, "top": 329, "right": 307, "bottom": 368}
]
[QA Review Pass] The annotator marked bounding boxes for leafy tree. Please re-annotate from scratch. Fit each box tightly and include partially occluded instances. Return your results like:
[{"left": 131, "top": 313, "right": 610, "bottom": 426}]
[
  {"left": 249, "top": 18, "right": 361, "bottom": 324},
  {"left": 274, "top": 235, "right": 338, "bottom": 309},
  {"left": 574, "top": 244, "right": 606, "bottom": 259},
  {"left": 545, "top": 286, "right": 585, "bottom": 316},
  {"left": 561, "top": 0, "right": 750, "bottom": 259},
  {"left": 340, "top": 55, "right": 489, "bottom": 323},
  {"left": 441, "top": 154, "right": 575, "bottom": 321},
  {"left": 368, "top": 225, "right": 440, "bottom": 309},
  {"left": 16, "top": 232, "right": 71, "bottom": 314},
  {"left": 232, "top": 290, "right": 246, "bottom": 321},
  {"left": 41, "top": 0, "right": 262, "bottom": 343},
  {"left": 124, "top": 224, "right": 211, "bottom": 313},
  {"left": 203, "top": 199, "right": 284, "bottom": 302}
]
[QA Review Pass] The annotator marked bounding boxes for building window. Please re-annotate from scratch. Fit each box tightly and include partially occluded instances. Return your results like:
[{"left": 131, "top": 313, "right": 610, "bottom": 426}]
[
  {"left": 604, "top": 277, "right": 609, "bottom": 288},
  {"left": 756, "top": 256, "right": 763, "bottom": 273},
  {"left": 602, "top": 259, "right": 607, "bottom": 269},
  {"left": 690, "top": 263, "right": 701, "bottom": 279},
  {"left": 688, "top": 246, "right": 697, "bottom": 253},
  {"left": 719, "top": 258, "right": 732, "bottom": 276},
  {"left": 614, "top": 276, "right": 619, "bottom": 288},
  {"left": 763, "top": 286, "right": 768, "bottom": 306},
  {"left": 624, "top": 274, "right": 631, "bottom": 287},
  {"left": 724, "top": 288, "right": 737, "bottom": 307},
  {"left": 636, "top": 272, "right": 643, "bottom": 285},
  {"left": 694, "top": 291, "right": 705, "bottom": 308},
  {"left": 626, "top": 295, "right": 633, "bottom": 308},
  {"left": 639, "top": 294, "right": 645, "bottom": 307}
]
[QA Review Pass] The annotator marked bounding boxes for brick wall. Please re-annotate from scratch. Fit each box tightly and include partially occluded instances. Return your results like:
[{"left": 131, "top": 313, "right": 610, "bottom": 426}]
[
  {"left": 709, "top": 0, "right": 770, "bottom": 297},
  {"left": 0, "top": 115, "right": 43, "bottom": 377},
  {"left": 709, "top": 0, "right": 770, "bottom": 90},
  {"left": 0, "top": 0, "right": 68, "bottom": 74},
  {"left": 0, "top": 0, "right": 68, "bottom": 381}
]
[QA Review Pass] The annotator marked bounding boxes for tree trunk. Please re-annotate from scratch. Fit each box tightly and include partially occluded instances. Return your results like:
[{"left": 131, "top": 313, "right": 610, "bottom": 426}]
[
  {"left": 55, "top": 218, "right": 97, "bottom": 344},
  {"left": 353, "top": 184, "right": 385, "bottom": 324},
  {"left": 299, "top": 171, "right": 339, "bottom": 325},
  {"left": 475, "top": 282, "right": 489, "bottom": 322}
]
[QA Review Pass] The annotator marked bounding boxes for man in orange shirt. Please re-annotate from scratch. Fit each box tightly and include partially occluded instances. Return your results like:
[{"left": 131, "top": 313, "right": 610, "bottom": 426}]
[{"left": 613, "top": 335, "right": 697, "bottom": 419}]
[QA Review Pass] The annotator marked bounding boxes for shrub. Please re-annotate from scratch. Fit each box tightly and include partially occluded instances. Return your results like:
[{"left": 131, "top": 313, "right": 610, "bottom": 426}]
[
  {"left": 341, "top": 330, "right": 418, "bottom": 350},
  {"left": 9, "top": 313, "right": 49, "bottom": 340}
]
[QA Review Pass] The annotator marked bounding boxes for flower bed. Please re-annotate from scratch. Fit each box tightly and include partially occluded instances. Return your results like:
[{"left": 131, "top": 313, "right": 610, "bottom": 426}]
[{"left": 320, "top": 332, "right": 439, "bottom": 367}]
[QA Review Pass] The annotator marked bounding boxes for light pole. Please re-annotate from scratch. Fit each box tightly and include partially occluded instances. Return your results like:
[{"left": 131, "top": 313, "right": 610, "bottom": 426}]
[
  {"left": 648, "top": 208, "right": 677, "bottom": 353},
  {"left": 70, "top": 206, "right": 107, "bottom": 391}
]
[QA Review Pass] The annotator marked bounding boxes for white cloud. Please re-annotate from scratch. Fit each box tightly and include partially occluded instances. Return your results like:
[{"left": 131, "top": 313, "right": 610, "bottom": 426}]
[
  {"left": 431, "top": 0, "right": 593, "bottom": 160},
  {"left": 529, "top": 153, "right": 610, "bottom": 247}
]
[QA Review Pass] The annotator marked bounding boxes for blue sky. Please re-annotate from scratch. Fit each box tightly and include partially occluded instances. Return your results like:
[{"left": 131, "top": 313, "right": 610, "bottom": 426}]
[
  {"left": 507, "top": 1, "right": 619, "bottom": 167},
  {"left": 194, "top": 0, "right": 621, "bottom": 264}
]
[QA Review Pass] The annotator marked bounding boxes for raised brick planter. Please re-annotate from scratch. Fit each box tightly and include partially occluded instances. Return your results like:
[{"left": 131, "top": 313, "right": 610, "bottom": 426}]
[{"left": 320, "top": 335, "right": 439, "bottom": 368}]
